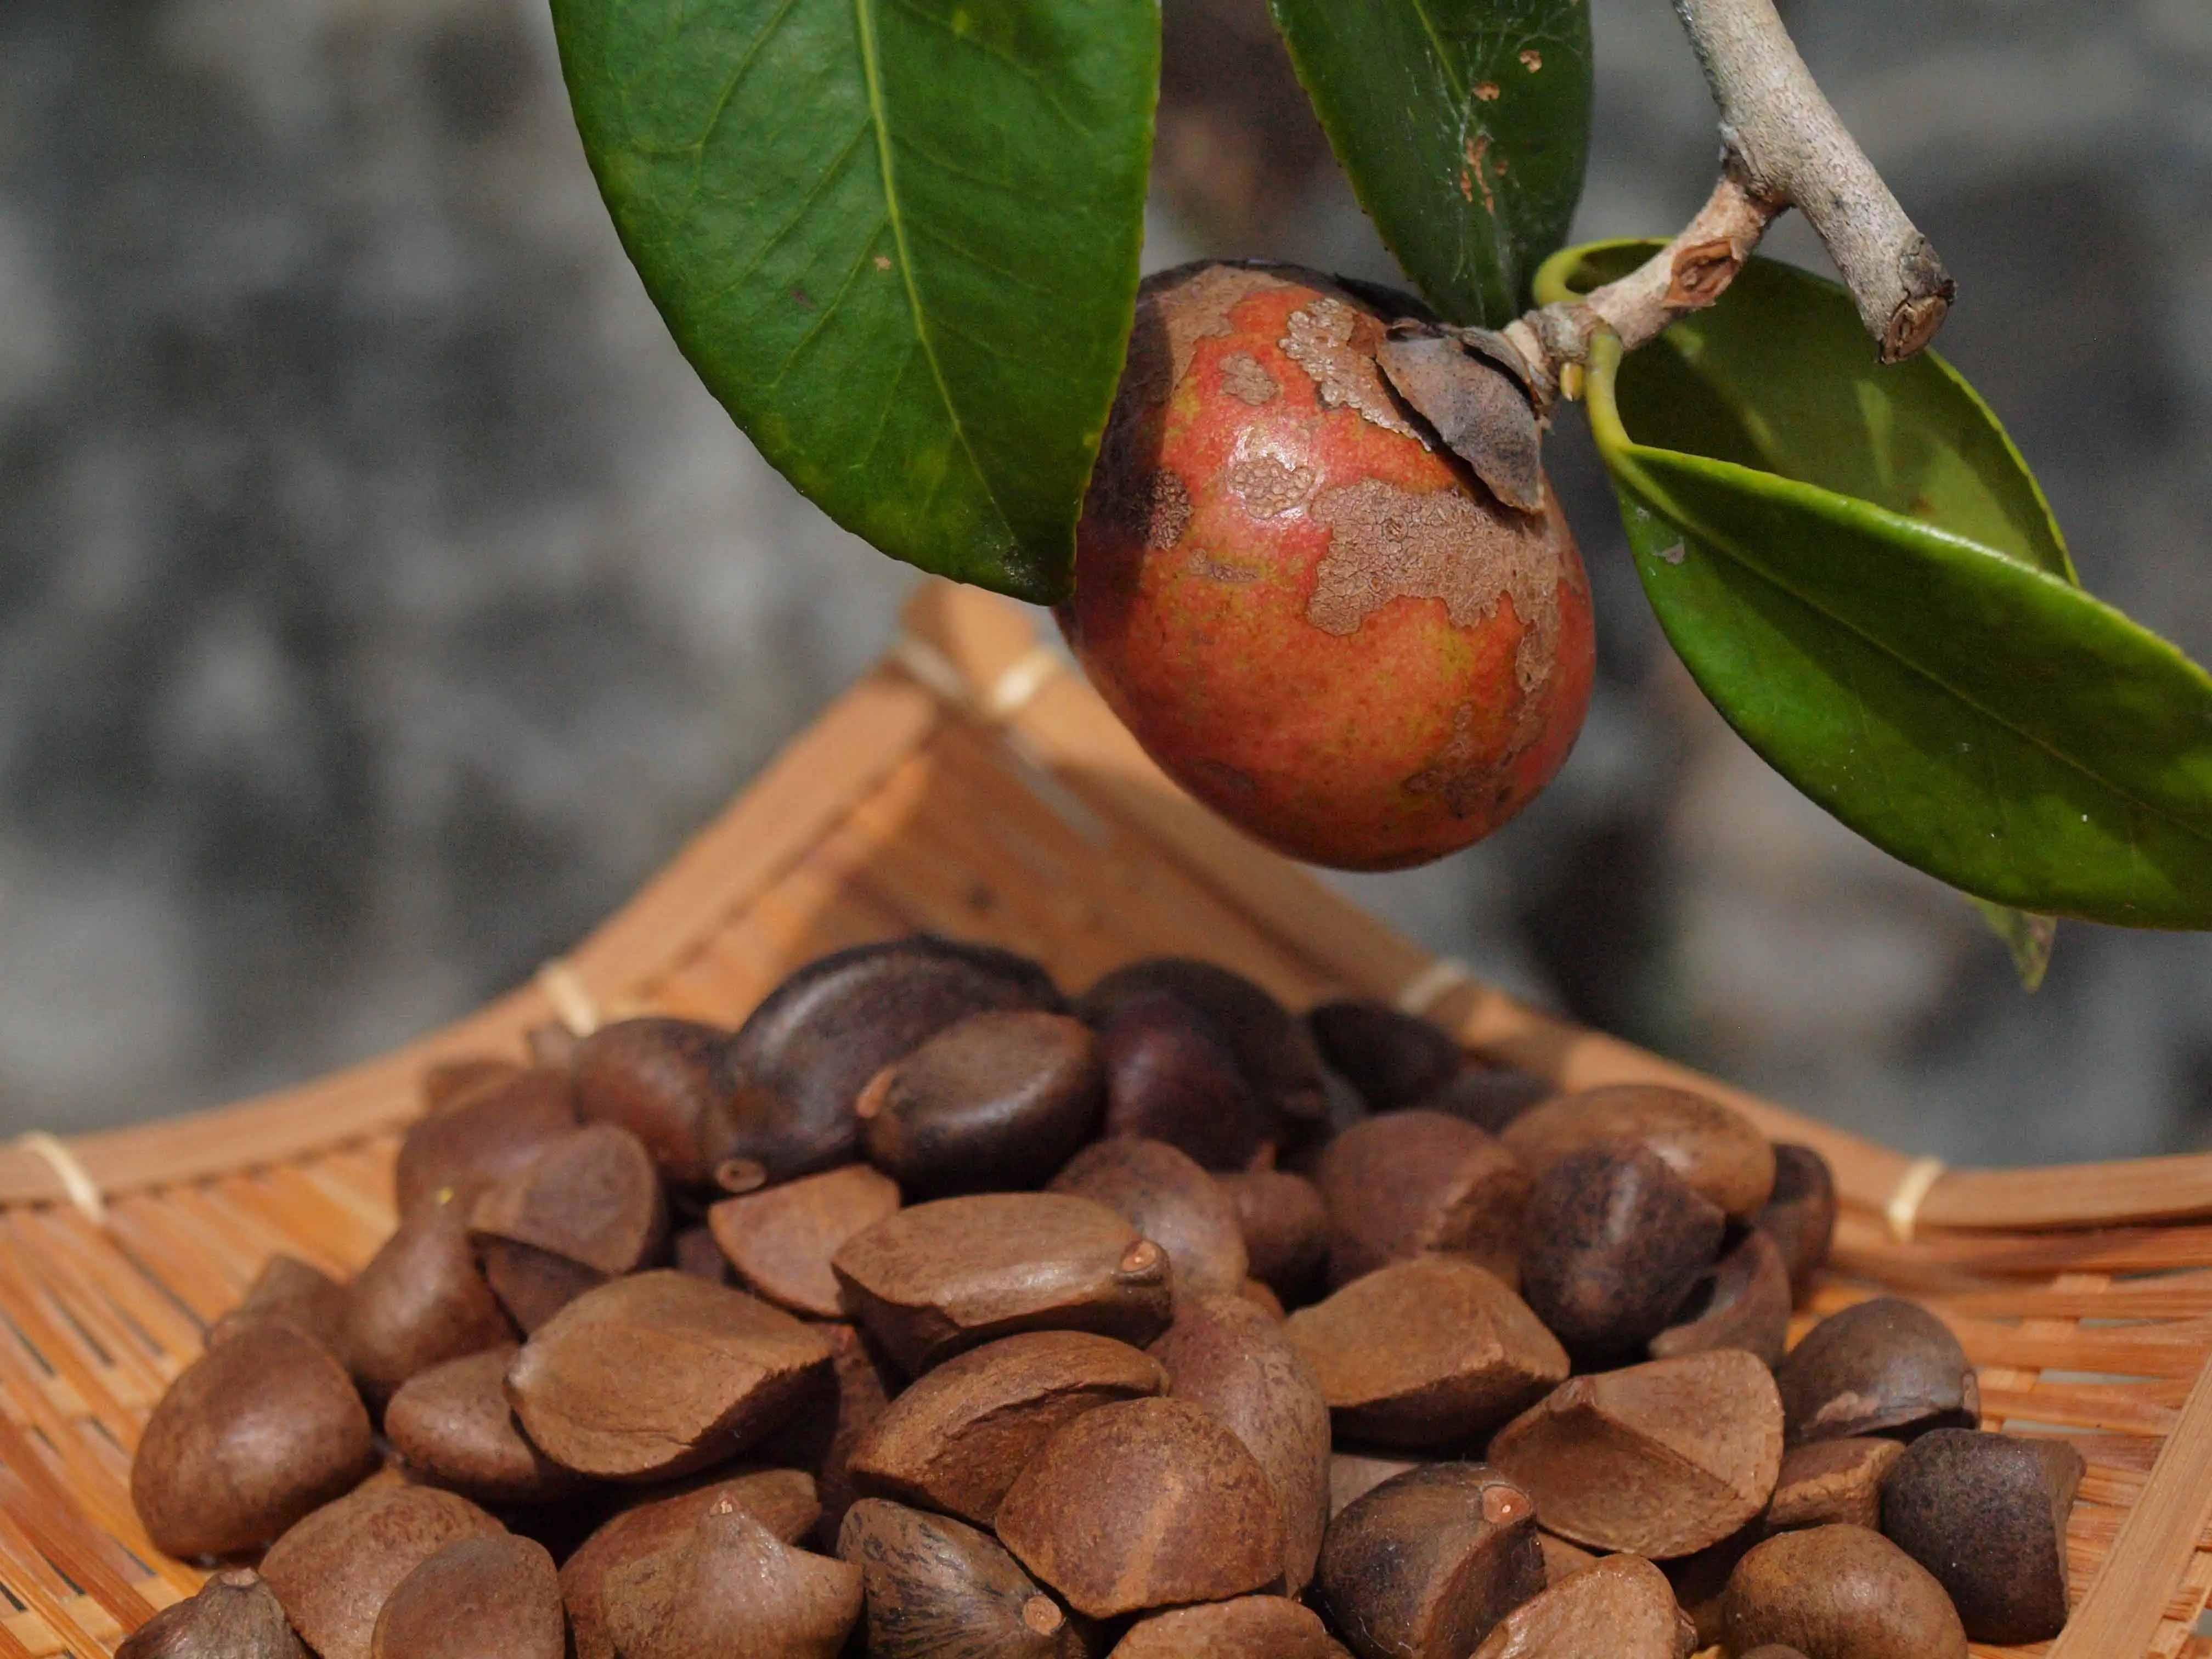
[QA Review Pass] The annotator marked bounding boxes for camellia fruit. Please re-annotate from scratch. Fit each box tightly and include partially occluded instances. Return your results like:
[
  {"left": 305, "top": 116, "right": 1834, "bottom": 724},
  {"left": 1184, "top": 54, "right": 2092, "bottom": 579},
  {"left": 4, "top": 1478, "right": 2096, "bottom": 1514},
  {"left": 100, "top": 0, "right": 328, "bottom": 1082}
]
[{"left": 1059, "top": 261, "right": 1594, "bottom": 871}]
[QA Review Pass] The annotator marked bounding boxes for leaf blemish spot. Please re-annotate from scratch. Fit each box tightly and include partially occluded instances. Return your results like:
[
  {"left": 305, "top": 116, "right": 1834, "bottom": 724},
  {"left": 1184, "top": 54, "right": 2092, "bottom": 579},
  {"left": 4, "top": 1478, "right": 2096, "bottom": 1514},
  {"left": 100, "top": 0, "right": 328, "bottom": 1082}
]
[
  {"left": 790, "top": 286, "right": 814, "bottom": 309},
  {"left": 1474, "top": 81, "right": 1500, "bottom": 101},
  {"left": 873, "top": 255, "right": 893, "bottom": 272},
  {"left": 1657, "top": 542, "right": 1686, "bottom": 566},
  {"left": 1519, "top": 48, "right": 1543, "bottom": 71}
]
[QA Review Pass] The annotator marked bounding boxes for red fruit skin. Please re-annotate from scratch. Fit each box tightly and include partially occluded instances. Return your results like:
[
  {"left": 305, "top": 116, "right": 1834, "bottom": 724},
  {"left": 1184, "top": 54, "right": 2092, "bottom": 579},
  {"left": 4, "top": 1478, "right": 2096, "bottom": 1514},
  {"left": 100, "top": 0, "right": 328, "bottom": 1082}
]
[{"left": 1060, "top": 263, "right": 1594, "bottom": 871}]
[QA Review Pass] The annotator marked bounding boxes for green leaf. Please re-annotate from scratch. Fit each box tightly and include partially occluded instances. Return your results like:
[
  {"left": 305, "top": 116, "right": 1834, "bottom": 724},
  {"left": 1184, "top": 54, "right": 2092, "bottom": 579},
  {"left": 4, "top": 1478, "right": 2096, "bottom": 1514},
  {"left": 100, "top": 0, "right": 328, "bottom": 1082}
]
[
  {"left": 551, "top": 0, "right": 1159, "bottom": 603},
  {"left": 1537, "top": 242, "right": 2212, "bottom": 929},
  {"left": 1967, "top": 896, "right": 2056, "bottom": 990},
  {"left": 1269, "top": 0, "right": 1590, "bottom": 327}
]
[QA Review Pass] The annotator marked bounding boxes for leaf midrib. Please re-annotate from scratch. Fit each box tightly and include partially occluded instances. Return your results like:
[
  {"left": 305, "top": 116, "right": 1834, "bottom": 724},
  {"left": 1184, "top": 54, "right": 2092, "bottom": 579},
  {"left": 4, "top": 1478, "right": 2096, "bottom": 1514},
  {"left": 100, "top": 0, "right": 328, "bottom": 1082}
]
[{"left": 1404, "top": 0, "right": 1510, "bottom": 303}]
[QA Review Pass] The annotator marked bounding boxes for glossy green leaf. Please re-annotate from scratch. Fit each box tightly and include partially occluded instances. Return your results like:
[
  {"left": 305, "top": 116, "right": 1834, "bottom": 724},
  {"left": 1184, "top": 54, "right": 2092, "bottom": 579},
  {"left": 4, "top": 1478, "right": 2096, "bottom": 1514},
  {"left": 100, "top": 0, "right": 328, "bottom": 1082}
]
[
  {"left": 551, "top": 0, "right": 1158, "bottom": 603},
  {"left": 1269, "top": 0, "right": 1590, "bottom": 326},
  {"left": 1537, "top": 242, "right": 2212, "bottom": 929}
]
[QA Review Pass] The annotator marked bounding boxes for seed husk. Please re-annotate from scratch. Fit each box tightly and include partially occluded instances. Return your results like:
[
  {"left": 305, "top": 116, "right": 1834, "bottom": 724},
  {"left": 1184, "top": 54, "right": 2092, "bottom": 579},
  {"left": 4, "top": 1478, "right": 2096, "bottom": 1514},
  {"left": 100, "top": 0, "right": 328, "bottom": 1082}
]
[
  {"left": 1315, "top": 1463, "right": 1544, "bottom": 1659},
  {"left": 1079, "top": 957, "right": 1327, "bottom": 1126},
  {"left": 708, "top": 1163, "right": 902, "bottom": 1317},
  {"left": 1775, "top": 1296, "right": 1978, "bottom": 1446},
  {"left": 1051, "top": 1137, "right": 1250, "bottom": 1301},
  {"left": 1312, "top": 1109, "right": 1528, "bottom": 1289},
  {"left": 1416, "top": 1062, "right": 1559, "bottom": 1135},
  {"left": 603, "top": 1499, "right": 862, "bottom": 1659},
  {"left": 1487, "top": 1350, "right": 1784, "bottom": 1559},
  {"left": 1217, "top": 1168, "right": 1328, "bottom": 1299},
  {"left": 1095, "top": 991, "right": 1276, "bottom": 1169},
  {"left": 1721, "top": 1523, "right": 1967, "bottom": 1659},
  {"left": 1649, "top": 1226, "right": 1791, "bottom": 1369},
  {"left": 1329, "top": 1451, "right": 1425, "bottom": 1518},
  {"left": 857, "top": 1009, "right": 1105, "bottom": 1196},
  {"left": 383, "top": 1344, "right": 583, "bottom": 1505},
  {"left": 469, "top": 1121, "right": 668, "bottom": 1277},
  {"left": 479, "top": 1236, "right": 608, "bottom": 1333},
  {"left": 752, "top": 1320, "right": 901, "bottom": 1541},
  {"left": 341, "top": 1199, "right": 514, "bottom": 1405},
  {"left": 1466, "top": 1553, "right": 1695, "bottom": 1658},
  {"left": 1285, "top": 1256, "right": 1567, "bottom": 1447},
  {"left": 1752, "top": 1143, "right": 1838, "bottom": 1296},
  {"left": 831, "top": 1193, "right": 1175, "bottom": 1374},
  {"left": 571, "top": 1016, "right": 746, "bottom": 1187},
  {"left": 1109, "top": 1595, "right": 1345, "bottom": 1658},
  {"left": 1878, "top": 1427, "right": 2083, "bottom": 1644},
  {"left": 259, "top": 1483, "right": 504, "bottom": 1659},
  {"left": 1305, "top": 1000, "right": 1461, "bottom": 1111},
  {"left": 396, "top": 1067, "right": 577, "bottom": 1219},
  {"left": 116, "top": 1569, "right": 306, "bottom": 1659},
  {"left": 1765, "top": 1436, "right": 1904, "bottom": 1532},
  {"left": 849, "top": 1329, "right": 1165, "bottom": 1526},
  {"left": 368, "top": 1534, "right": 563, "bottom": 1659},
  {"left": 506, "top": 1270, "right": 834, "bottom": 1481},
  {"left": 995, "top": 1397, "right": 1285, "bottom": 1618},
  {"left": 837, "top": 1498, "right": 1099, "bottom": 1659},
  {"left": 1503, "top": 1084, "right": 1776, "bottom": 1220},
  {"left": 132, "top": 1321, "right": 376, "bottom": 1559},
  {"left": 206, "top": 1254, "right": 349, "bottom": 1357}
]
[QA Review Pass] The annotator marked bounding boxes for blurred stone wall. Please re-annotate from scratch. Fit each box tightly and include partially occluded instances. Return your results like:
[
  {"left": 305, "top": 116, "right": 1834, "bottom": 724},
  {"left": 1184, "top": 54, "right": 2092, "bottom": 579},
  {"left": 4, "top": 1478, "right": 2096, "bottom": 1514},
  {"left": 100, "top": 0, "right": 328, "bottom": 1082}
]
[{"left": 1, "top": 0, "right": 2207, "bottom": 1161}]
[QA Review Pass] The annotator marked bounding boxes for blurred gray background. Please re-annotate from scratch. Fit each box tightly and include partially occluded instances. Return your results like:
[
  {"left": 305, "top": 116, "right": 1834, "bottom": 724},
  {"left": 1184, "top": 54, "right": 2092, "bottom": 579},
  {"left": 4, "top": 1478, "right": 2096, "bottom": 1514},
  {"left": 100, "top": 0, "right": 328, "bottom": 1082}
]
[{"left": 1, "top": 0, "right": 2207, "bottom": 1163}]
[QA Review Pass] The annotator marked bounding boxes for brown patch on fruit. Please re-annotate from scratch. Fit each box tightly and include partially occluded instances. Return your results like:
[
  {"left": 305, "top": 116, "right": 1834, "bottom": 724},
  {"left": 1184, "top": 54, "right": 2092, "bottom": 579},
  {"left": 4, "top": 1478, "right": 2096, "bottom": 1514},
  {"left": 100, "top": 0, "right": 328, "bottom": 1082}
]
[
  {"left": 1405, "top": 705, "right": 1502, "bottom": 819},
  {"left": 1279, "top": 297, "right": 1420, "bottom": 439},
  {"left": 1143, "top": 472, "right": 1193, "bottom": 548},
  {"left": 1156, "top": 263, "right": 1296, "bottom": 394},
  {"left": 1219, "top": 352, "right": 1279, "bottom": 405},
  {"left": 1190, "top": 554, "right": 1262, "bottom": 585},
  {"left": 1228, "top": 456, "right": 1316, "bottom": 518}
]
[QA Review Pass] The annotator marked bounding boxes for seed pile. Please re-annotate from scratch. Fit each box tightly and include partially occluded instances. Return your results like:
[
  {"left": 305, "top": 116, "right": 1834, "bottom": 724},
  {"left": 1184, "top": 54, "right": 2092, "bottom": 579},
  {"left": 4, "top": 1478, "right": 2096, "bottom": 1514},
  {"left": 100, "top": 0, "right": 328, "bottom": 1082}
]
[{"left": 125, "top": 936, "right": 2079, "bottom": 1658}]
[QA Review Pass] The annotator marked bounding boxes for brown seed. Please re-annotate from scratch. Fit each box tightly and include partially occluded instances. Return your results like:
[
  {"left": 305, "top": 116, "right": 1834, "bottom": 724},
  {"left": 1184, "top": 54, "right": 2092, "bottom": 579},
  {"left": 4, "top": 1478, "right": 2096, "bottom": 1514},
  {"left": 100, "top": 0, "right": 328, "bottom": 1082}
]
[
  {"left": 1775, "top": 1297, "right": 1978, "bottom": 1446},
  {"left": 116, "top": 1568, "right": 306, "bottom": 1659},
  {"left": 1238, "top": 1277, "right": 1287, "bottom": 1319},
  {"left": 1503, "top": 1085, "right": 1776, "bottom": 1219},
  {"left": 1658, "top": 1523, "right": 1760, "bottom": 1650},
  {"left": 837, "top": 1499, "right": 1098, "bottom": 1659},
  {"left": 1218, "top": 1168, "right": 1328, "bottom": 1299},
  {"left": 1650, "top": 1226, "right": 1791, "bottom": 1368},
  {"left": 469, "top": 1121, "right": 668, "bottom": 1277},
  {"left": 1417, "top": 1061, "right": 1559, "bottom": 1135},
  {"left": 707, "top": 1163, "right": 902, "bottom": 1317},
  {"left": 859, "top": 1009, "right": 1107, "bottom": 1195},
  {"left": 383, "top": 1345, "right": 583, "bottom": 1505},
  {"left": 506, "top": 1270, "right": 834, "bottom": 1481},
  {"left": 1537, "top": 1532, "right": 1600, "bottom": 1585},
  {"left": 1519, "top": 1142, "right": 1726, "bottom": 1364},
  {"left": 1740, "top": 1649, "right": 1813, "bottom": 1659},
  {"left": 995, "top": 1397, "right": 1285, "bottom": 1618},
  {"left": 1753, "top": 1143, "right": 1838, "bottom": 1296},
  {"left": 729, "top": 936, "right": 1065, "bottom": 1181},
  {"left": 752, "top": 1321, "right": 901, "bottom": 1541},
  {"left": 672, "top": 1223, "right": 732, "bottom": 1284},
  {"left": 421, "top": 1057, "right": 527, "bottom": 1116},
  {"left": 341, "top": 1199, "right": 514, "bottom": 1404},
  {"left": 1094, "top": 991, "right": 1276, "bottom": 1170},
  {"left": 571, "top": 1016, "right": 746, "bottom": 1187},
  {"left": 1488, "top": 1350, "right": 1784, "bottom": 1558},
  {"left": 396, "top": 1067, "right": 577, "bottom": 1218},
  {"left": 1315, "top": 1463, "right": 1544, "bottom": 1659},
  {"left": 1329, "top": 1451, "right": 1425, "bottom": 1517},
  {"left": 368, "top": 1534, "right": 563, "bottom": 1659},
  {"left": 831, "top": 1193, "right": 1175, "bottom": 1374},
  {"left": 1765, "top": 1437, "right": 1905, "bottom": 1532},
  {"left": 1109, "top": 1595, "right": 1342, "bottom": 1658},
  {"left": 207, "top": 1254, "right": 349, "bottom": 1356},
  {"left": 849, "top": 1330, "right": 1165, "bottom": 1525},
  {"left": 524, "top": 1020, "right": 579, "bottom": 1070},
  {"left": 561, "top": 1468, "right": 822, "bottom": 1659},
  {"left": 1079, "top": 957, "right": 1327, "bottom": 1125},
  {"left": 259, "top": 1483, "right": 504, "bottom": 1659},
  {"left": 1051, "top": 1137, "right": 1250, "bottom": 1301},
  {"left": 603, "top": 1500, "right": 862, "bottom": 1659},
  {"left": 1285, "top": 1256, "right": 1567, "bottom": 1447},
  {"left": 132, "top": 1321, "right": 376, "bottom": 1558},
  {"left": 1879, "top": 1427, "right": 2083, "bottom": 1644},
  {"left": 1150, "top": 1294, "right": 1331, "bottom": 1593},
  {"left": 479, "top": 1237, "right": 608, "bottom": 1333},
  {"left": 1305, "top": 1000, "right": 1461, "bottom": 1111},
  {"left": 1468, "top": 1553, "right": 1694, "bottom": 1658},
  {"left": 1312, "top": 1110, "right": 1528, "bottom": 1289},
  {"left": 1722, "top": 1523, "right": 1966, "bottom": 1659}
]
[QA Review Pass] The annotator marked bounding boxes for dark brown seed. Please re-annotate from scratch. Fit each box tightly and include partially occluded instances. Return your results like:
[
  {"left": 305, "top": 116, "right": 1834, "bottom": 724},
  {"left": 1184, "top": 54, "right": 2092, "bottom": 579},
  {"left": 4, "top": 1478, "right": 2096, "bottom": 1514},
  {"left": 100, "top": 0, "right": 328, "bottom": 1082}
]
[
  {"left": 1467, "top": 1554, "right": 1695, "bottom": 1658},
  {"left": 1537, "top": 1532, "right": 1600, "bottom": 1585},
  {"left": 383, "top": 1345, "right": 584, "bottom": 1505},
  {"left": 396, "top": 1068, "right": 577, "bottom": 1219},
  {"left": 561, "top": 1468, "right": 822, "bottom": 1659},
  {"left": 1752, "top": 1143, "right": 1838, "bottom": 1296},
  {"left": 708, "top": 1163, "right": 902, "bottom": 1317},
  {"left": 259, "top": 1483, "right": 504, "bottom": 1659},
  {"left": 1150, "top": 1294, "right": 1331, "bottom": 1594},
  {"left": 132, "top": 1321, "right": 376, "bottom": 1558},
  {"left": 728, "top": 936, "right": 1065, "bottom": 1181},
  {"left": 207, "top": 1254, "right": 349, "bottom": 1356},
  {"left": 849, "top": 1330, "right": 1165, "bottom": 1526},
  {"left": 1519, "top": 1143, "right": 1726, "bottom": 1365},
  {"left": 1488, "top": 1351, "right": 1784, "bottom": 1559},
  {"left": 368, "top": 1534, "right": 563, "bottom": 1659},
  {"left": 571, "top": 1015, "right": 745, "bottom": 1187},
  {"left": 1661, "top": 1525, "right": 1759, "bottom": 1650},
  {"left": 1239, "top": 1277, "right": 1288, "bottom": 1319},
  {"left": 1722, "top": 1524, "right": 1966, "bottom": 1659},
  {"left": 1329, "top": 1451, "right": 1425, "bottom": 1518},
  {"left": 831, "top": 1193, "right": 1175, "bottom": 1374},
  {"left": 1079, "top": 958, "right": 1327, "bottom": 1125},
  {"left": 1879, "top": 1428, "right": 2083, "bottom": 1644},
  {"left": 1312, "top": 1110, "right": 1528, "bottom": 1289},
  {"left": 1094, "top": 991, "right": 1275, "bottom": 1170},
  {"left": 751, "top": 1321, "right": 901, "bottom": 1542},
  {"left": 995, "top": 1397, "right": 1285, "bottom": 1618},
  {"left": 1305, "top": 1000, "right": 1460, "bottom": 1111},
  {"left": 524, "top": 1020, "right": 579, "bottom": 1070},
  {"left": 1315, "top": 1463, "right": 1544, "bottom": 1659},
  {"left": 837, "top": 1499, "right": 1099, "bottom": 1659},
  {"left": 468, "top": 1121, "right": 668, "bottom": 1277},
  {"left": 1285, "top": 1256, "right": 1567, "bottom": 1448},
  {"left": 1649, "top": 1227, "right": 1791, "bottom": 1368},
  {"left": 1109, "top": 1595, "right": 1342, "bottom": 1658},
  {"left": 1775, "top": 1297, "right": 1978, "bottom": 1446},
  {"left": 1739, "top": 1649, "right": 1813, "bottom": 1659},
  {"left": 422, "top": 1057, "right": 528, "bottom": 1116},
  {"left": 506, "top": 1270, "right": 834, "bottom": 1481},
  {"left": 341, "top": 1199, "right": 514, "bottom": 1404},
  {"left": 603, "top": 1499, "right": 862, "bottom": 1659},
  {"left": 479, "top": 1237, "right": 607, "bottom": 1333},
  {"left": 672, "top": 1223, "right": 732, "bottom": 1284},
  {"left": 116, "top": 1569, "right": 306, "bottom": 1659},
  {"left": 1050, "top": 1138, "right": 1249, "bottom": 1301},
  {"left": 1416, "top": 1062, "right": 1559, "bottom": 1135},
  {"left": 1503, "top": 1084, "right": 1776, "bottom": 1220},
  {"left": 1765, "top": 1437, "right": 1904, "bottom": 1532},
  {"left": 859, "top": 1009, "right": 1107, "bottom": 1195},
  {"left": 1217, "top": 1169, "right": 1328, "bottom": 1299}
]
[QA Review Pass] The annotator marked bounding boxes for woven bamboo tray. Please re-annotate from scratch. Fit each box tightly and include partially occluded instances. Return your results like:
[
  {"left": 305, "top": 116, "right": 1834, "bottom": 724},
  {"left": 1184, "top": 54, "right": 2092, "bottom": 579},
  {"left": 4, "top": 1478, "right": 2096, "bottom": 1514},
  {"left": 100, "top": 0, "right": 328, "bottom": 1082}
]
[{"left": 3, "top": 582, "right": 2211, "bottom": 1657}]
